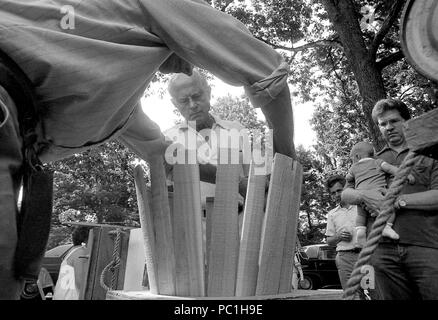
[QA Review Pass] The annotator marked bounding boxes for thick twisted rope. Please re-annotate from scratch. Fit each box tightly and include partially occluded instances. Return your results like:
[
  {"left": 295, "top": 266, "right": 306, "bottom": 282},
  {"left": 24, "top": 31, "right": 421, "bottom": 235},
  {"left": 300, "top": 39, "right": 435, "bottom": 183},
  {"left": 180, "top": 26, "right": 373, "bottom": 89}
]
[
  {"left": 343, "top": 151, "right": 419, "bottom": 300},
  {"left": 100, "top": 228, "right": 122, "bottom": 292}
]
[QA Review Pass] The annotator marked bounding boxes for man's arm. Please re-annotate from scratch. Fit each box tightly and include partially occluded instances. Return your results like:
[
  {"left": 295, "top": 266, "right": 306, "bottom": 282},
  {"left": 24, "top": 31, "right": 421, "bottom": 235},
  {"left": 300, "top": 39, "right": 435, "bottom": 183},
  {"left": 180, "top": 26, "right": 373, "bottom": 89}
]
[
  {"left": 341, "top": 188, "right": 364, "bottom": 206},
  {"left": 395, "top": 190, "right": 438, "bottom": 211},
  {"left": 327, "top": 232, "right": 353, "bottom": 247},
  {"left": 345, "top": 171, "right": 355, "bottom": 189},
  {"left": 380, "top": 161, "right": 399, "bottom": 176},
  {"left": 260, "top": 86, "right": 295, "bottom": 158},
  {"left": 118, "top": 104, "right": 172, "bottom": 160},
  {"left": 145, "top": 0, "right": 295, "bottom": 158},
  {"left": 327, "top": 235, "right": 340, "bottom": 247},
  {"left": 342, "top": 188, "right": 385, "bottom": 216},
  {"left": 381, "top": 161, "right": 415, "bottom": 184}
]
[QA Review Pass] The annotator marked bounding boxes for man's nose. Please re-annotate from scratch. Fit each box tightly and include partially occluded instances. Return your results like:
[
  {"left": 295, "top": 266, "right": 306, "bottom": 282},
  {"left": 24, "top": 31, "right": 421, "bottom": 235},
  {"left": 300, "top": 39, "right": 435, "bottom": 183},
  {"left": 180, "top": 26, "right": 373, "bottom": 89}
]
[
  {"left": 385, "top": 122, "right": 394, "bottom": 130},
  {"left": 188, "top": 98, "right": 198, "bottom": 109}
]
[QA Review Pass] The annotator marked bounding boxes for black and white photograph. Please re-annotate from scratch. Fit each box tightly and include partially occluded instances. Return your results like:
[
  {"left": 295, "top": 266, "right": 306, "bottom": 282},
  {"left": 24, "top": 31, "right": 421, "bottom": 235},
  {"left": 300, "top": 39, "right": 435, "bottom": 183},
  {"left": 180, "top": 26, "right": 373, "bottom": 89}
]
[{"left": 1, "top": 0, "right": 438, "bottom": 311}]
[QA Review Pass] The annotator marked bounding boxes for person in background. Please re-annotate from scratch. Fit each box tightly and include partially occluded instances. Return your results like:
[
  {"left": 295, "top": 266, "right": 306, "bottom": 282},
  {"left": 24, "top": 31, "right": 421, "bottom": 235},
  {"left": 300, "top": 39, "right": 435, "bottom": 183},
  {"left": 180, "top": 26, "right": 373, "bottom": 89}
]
[
  {"left": 345, "top": 141, "right": 415, "bottom": 248},
  {"left": 342, "top": 98, "right": 438, "bottom": 300},
  {"left": 324, "top": 175, "right": 360, "bottom": 293},
  {"left": 53, "top": 226, "right": 90, "bottom": 300}
]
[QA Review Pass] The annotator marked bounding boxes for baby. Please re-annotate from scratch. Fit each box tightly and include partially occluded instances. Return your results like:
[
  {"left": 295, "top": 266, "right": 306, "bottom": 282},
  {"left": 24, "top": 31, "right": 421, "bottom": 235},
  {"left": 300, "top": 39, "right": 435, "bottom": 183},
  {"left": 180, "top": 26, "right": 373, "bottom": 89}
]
[{"left": 346, "top": 141, "right": 414, "bottom": 247}]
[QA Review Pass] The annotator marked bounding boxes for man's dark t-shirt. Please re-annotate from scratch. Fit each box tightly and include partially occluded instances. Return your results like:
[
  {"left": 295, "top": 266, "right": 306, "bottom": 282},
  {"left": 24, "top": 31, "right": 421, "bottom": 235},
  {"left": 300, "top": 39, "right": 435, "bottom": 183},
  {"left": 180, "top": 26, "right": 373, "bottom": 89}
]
[{"left": 372, "top": 147, "right": 438, "bottom": 249}]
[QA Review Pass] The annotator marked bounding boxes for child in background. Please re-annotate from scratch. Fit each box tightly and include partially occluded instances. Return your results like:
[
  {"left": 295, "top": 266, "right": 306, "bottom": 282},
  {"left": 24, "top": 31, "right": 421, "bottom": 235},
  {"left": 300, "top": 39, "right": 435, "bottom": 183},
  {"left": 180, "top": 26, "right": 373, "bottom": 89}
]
[{"left": 346, "top": 142, "right": 415, "bottom": 248}]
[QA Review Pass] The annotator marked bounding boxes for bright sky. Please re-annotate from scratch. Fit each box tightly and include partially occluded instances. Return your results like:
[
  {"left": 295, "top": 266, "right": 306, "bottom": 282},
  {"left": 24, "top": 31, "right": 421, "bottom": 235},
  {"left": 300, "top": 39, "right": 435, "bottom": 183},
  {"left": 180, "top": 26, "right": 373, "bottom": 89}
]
[{"left": 141, "top": 78, "right": 317, "bottom": 149}]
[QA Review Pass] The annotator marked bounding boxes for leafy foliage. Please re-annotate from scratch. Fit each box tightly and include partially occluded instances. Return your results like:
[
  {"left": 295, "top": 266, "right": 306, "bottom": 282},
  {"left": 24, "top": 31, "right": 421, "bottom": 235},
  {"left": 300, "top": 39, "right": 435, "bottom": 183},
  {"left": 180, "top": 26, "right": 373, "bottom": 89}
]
[
  {"left": 211, "top": 94, "right": 266, "bottom": 133},
  {"left": 48, "top": 141, "right": 148, "bottom": 248},
  {"left": 47, "top": 0, "right": 438, "bottom": 249}
]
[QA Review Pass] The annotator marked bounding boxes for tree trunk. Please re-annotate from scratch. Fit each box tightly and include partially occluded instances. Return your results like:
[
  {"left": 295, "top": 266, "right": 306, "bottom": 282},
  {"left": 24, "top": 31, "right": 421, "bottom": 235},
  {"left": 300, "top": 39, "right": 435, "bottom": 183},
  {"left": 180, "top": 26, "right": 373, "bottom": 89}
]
[{"left": 321, "top": 0, "right": 387, "bottom": 150}]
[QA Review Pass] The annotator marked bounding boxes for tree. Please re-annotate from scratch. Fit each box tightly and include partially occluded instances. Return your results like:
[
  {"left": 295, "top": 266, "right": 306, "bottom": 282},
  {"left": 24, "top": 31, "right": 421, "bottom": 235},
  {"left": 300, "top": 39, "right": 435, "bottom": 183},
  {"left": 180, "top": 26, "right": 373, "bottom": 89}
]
[
  {"left": 211, "top": 94, "right": 266, "bottom": 132},
  {"left": 226, "top": 0, "right": 437, "bottom": 156},
  {"left": 295, "top": 146, "right": 334, "bottom": 245},
  {"left": 48, "top": 141, "right": 147, "bottom": 248},
  {"left": 210, "top": 96, "right": 332, "bottom": 245}
]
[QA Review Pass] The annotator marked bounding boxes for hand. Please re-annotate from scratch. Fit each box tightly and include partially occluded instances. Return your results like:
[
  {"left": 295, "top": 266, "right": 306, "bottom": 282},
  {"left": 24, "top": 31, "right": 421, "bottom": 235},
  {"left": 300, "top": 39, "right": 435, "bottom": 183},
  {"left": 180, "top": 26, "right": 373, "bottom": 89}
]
[
  {"left": 407, "top": 174, "right": 416, "bottom": 185},
  {"left": 147, "top": 138, "right": 173, "bottom": 162},
  {"left": 338, "top": 230, "right": 352, "bottom": 242}
]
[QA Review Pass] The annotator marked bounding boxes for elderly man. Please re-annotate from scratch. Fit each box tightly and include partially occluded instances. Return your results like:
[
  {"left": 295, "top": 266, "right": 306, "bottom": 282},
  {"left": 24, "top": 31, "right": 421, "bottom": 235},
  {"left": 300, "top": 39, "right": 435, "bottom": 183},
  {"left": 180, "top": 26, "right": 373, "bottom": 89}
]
[
  {"left": 0, "top": 0, "right": 295, "bottom": 299},
  {"left": 165, "top": 70, "right": 250, "bottom": 203},
  {"left": 165, "top": 70, "right": 251, "bottom": 238},
  {"left": 342, "top": 99, "right": 438, "bottom": 300},
  {"left": 324, "top": 175, "right": 360, "bottom": 292}
]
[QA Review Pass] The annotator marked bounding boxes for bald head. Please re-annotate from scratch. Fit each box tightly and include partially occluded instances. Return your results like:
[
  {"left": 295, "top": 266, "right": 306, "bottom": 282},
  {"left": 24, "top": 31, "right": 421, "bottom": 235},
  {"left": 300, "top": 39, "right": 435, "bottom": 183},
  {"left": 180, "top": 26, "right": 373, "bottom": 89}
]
[
  {"left": 168, "top": 69, "right": 213, "bottom": 130},
  {"left": 168, "top": 69, "right": 209, "bottom": 98},
  {"left": 350, "top": 141, "right": 375, "bottom": 162}
]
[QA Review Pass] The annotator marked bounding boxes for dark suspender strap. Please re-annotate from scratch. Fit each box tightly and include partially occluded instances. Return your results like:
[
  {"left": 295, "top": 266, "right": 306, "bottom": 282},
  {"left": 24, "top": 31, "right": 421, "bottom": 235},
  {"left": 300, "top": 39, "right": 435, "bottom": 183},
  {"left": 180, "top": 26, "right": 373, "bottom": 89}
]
[
  {"left": 0, "top": 48, "right": 53, "bottom": 280},
  {"left": 0, "top": 48, "right": 40, "bottom": 164}
]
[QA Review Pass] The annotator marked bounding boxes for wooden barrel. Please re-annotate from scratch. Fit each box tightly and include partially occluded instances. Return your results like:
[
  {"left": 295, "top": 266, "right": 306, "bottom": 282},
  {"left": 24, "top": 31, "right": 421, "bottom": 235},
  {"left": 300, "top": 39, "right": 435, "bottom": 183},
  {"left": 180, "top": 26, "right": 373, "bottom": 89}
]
[
  {"left": 106, "top": 289, "right": 343, "bottom": 300},
  {"left": 400, "top": 0, "right": 438, "bottom": 81}
]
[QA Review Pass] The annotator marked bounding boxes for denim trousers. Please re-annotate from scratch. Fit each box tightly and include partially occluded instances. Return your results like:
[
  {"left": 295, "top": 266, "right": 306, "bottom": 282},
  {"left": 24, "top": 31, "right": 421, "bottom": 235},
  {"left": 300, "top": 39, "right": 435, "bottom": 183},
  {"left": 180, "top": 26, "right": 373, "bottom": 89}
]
[
  {"left": 0, "top": 85, "right": 24, "bottom": 299},
  {"left": 335, "top": 251, "right": 359, "bottom": 291},
  {"left": 372, "top": 242, "right": 438, "bottom": 300}
]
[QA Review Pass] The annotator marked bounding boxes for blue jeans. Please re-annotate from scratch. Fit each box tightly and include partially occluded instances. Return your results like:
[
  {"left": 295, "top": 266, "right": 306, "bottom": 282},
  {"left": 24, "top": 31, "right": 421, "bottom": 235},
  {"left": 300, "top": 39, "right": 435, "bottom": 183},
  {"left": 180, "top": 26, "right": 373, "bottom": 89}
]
[
  {"left": 335, "top": 251, "right": 359, "bottom": 291},
  {"left": 372, "top": 242, "right": 438, "bottom": 300}
]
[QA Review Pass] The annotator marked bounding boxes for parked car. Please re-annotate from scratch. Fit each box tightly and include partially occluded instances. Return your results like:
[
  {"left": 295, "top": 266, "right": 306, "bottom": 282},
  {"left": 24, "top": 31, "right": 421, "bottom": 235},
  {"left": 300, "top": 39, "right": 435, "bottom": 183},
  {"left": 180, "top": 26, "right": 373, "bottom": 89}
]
[
  {"left": 42, "top": 243, "right": 75, "bottom": 284},
  {"left": 297, "top": 243, "right": 341, "bottom": 290},
  {"left": 20, "top": 243, "right": 74, "bottom": 300}
]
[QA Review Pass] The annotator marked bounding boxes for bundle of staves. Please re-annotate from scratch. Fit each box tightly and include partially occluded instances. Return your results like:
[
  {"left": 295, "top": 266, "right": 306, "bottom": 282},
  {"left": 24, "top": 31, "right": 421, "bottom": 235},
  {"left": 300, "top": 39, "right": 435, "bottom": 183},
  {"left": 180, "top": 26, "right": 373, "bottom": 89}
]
[{"left": 133, "top": 151, "right": 302, "bottom": 298}]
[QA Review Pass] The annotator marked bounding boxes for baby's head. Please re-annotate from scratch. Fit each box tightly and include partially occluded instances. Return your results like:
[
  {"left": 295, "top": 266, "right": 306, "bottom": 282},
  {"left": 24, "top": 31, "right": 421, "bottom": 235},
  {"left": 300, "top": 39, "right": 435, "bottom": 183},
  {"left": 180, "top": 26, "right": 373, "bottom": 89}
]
[{"left": 350, "top": 141, "right": 375, "bottom": 164}]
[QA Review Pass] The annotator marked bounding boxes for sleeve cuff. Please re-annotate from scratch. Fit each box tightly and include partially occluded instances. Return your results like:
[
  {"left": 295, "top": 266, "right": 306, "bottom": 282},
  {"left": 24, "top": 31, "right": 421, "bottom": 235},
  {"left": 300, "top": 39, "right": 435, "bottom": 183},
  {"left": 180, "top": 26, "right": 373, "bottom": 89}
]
[{"left": 244, "top": 61, "right": 289, "bottom": 108}]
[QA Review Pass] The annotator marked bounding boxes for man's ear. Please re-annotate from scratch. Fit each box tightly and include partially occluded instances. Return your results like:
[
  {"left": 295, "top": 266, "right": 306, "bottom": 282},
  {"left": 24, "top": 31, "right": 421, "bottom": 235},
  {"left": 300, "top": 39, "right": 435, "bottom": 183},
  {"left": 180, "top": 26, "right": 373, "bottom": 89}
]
[{"left": 206, "top": 85, "right": 212, "bottom": 100}]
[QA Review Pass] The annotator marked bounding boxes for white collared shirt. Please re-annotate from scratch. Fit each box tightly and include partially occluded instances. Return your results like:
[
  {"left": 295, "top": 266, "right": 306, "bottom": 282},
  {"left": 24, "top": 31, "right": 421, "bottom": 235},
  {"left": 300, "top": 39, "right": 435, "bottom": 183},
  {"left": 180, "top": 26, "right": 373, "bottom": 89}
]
[
  {"left": 325, "top": 204, "right": 358, "bottom": 251},
  {"left": 164, "top": 114, "right": 247, "bottom": 207}
]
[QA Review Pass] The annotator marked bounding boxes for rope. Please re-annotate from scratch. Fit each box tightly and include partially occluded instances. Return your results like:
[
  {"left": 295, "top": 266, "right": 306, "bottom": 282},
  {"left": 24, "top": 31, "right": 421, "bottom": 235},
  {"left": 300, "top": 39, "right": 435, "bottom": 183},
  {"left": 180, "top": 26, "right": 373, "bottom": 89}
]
[
  {"left": 100, "top": 228, "right": 122, "bottom": 292},
  {"left": 343, "top": 151, "right": 419, "bottom": 300}
]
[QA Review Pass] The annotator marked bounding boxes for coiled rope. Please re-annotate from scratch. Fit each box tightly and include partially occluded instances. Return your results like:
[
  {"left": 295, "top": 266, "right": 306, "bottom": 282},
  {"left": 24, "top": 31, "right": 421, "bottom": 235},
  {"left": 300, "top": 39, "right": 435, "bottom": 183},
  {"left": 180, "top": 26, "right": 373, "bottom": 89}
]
[
  {"left": 100, "top": 228, "right": 122, "bottom": 292},
  {"left": 343, "top": 151, "right": 419, "bottom": 300}
]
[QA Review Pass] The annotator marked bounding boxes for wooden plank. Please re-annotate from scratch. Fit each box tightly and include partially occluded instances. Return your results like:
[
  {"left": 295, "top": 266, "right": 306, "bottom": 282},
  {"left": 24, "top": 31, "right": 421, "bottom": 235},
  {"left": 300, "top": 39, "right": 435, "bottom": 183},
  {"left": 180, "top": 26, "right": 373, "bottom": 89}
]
[
  {"left": 149, "top": 157, "right": 176, "bottom": 295},
  {"left": 106, "top": 289, "right": 343, "bottom": 300},
  {"left": 123, "top": 228, "right": 147, "bottom": 291},
  {"left": 205, "top": 196, "right": 214, "bottom": 294},
  {"left": 134, "top": 165, "right": 159, "bottom": 294},
  {"left": 256, "top": 153, "right": 294, "bottom": 295},
  {"left": 235, "top": 161, "right": 267, "bottom": 296},
  {"left": 79, "top": 228, "right": 94, "bottom": 300},
  {"left": 63, "top": 221, "right": 136, "bottom": 230},
  {"left": 116, "top": 230, "right": 130, "bottom": 290},
  {"left": 83, "top": 227, "right": 102, "bottom": 300},
  {"left": 93, "top": 227, "right": 118, "bottom": 300},
  {"left": 404, "top": 108, "right": 438, "bottom": 160},
  {"left": 82, "top": 226, "right": 128, "bottom": 300},
  {"left": 173, "top": 163, "right": 205, "bottom": 297},
  {"left": 279, "top": 161, "right": 303, "bottom": 293},
  {"left": 207, "top": 149, "right": 240, "bottom": 297}
]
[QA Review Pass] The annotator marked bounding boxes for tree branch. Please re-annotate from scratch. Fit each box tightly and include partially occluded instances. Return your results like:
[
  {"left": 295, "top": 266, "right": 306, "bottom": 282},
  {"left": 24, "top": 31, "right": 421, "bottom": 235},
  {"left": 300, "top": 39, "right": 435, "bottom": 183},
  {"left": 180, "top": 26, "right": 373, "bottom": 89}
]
[
  {"left": 376, "top": 50, "right": 404, "bottom": 70},
  {"left": 255, "top": 36, "right": 343, "bottom": 53},
  {"left": 370, "top": 0, "right": 405, "bottom": 58},
  {"left": 211, "top": 0, "right": 234, "bottom": 11},
  {"left": 398, "top": 85, "right": 416, "bottom": 100}
]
